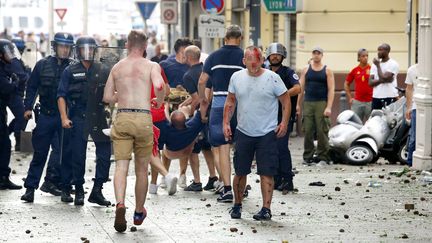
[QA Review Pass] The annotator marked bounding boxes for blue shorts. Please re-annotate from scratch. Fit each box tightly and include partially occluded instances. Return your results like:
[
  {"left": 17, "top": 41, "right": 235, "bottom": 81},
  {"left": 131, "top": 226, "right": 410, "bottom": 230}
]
[
  {"left": 154, "top": 119, "right": 170, "bottom": 150},
  {"left": 233, "top": 130, "right": 279, "bottom": 176},
  {"left": 209, "top": 96, "right": 237, "bottom": 147}
]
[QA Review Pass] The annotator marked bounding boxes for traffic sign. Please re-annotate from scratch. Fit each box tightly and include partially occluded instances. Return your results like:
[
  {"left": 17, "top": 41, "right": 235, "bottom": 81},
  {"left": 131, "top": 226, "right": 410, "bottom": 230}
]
[
  {"left": 161, "top": 0, "right": 178, "bottom": 24},
  {"left": 262, "top": 0, "right": 296, "bottom": 13},
  {"left": 198, "top": 14, "right": 225, "bottom": 38},
  {"left": 55, "top": 8, "right": 67, "bottom": 21},
  {"left": 201, "top": 0, "right": 225, "bottom": 15},
  {"left": 136, "top": 2, "right": 157, "bottom": 20}
]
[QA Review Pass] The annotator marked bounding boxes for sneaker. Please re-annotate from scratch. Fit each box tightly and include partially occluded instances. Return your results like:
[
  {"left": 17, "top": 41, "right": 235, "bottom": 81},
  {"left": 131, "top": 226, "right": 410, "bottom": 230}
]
[
  {"left": 214, "top": 181, "right": 224, "bottom": 194},
  {"left": 203, "top": 176, "right": 218, "bottom": 191},
  {"left": 159, "top": 177, "right": 167, "bottom": 189},
  {"left": 184, "top": 181, "right": 203, "bottom": 192},
  {"left": 149, "top": 184, "right": 158, "bottom": 194},
  {"left": 229, "top": 204, "right": 242, "bottom": 219},
  {"left": 133, "top": 208, "right": 147, "bottom": 225},
  {"left": 178, "top": 174, "right": 187, "bottom": 188},
  {"left": 165, "top": 174, "right": 178, "bottom": 196},
  {"left": 217, "top": 190, "right": 233, "bottom": 203},
  {"left": 253, "top": 207, "right": 272, "bottom": 221},
  {"left": 114, "top": 203, "right": 127, "bottom": 232}
]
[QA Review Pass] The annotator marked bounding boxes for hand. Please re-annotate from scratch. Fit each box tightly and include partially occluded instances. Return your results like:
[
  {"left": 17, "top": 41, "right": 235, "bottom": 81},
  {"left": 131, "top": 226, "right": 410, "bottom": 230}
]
[
  {"left": 405, "top": 110, "right": 411, "bottom": 121},
  {"left": 296, "top": 105, "right": 301, "bottom": 117},
  {"left": 275, "top": 122, "right": 288, "bottom": 138},
  {"left": 24, "top": 110, "right": 32, "bottom": 120},
  {"left": 223, "top": 123, "right": 232, "bottom": 142},
  {"left": 151, "top": 98, "right": 163, "bottom": 109},
  {"left": 349, "top": 98, "right": 353, "bottom": 106},
  {"left": 200, "top": 111, "right": 208, "bottom": 123},
  {"left": 62, "top": 117, "right": 73, "bottom": 129},
  {"left": 372, "top": 58, "right": 380, "bottom": 66},
  {"left": 323, "top": 107, "right": 331, "bottom": 117}
]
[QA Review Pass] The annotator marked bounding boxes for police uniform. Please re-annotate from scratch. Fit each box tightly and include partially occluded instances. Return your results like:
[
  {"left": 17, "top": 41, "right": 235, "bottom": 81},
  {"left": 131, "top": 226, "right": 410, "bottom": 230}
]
[
  {"left": 57, "top": 60, "right": 111, "bottom": 205},
  {"left": 22, "top": 56, "right": 71, "bottom": 193}
]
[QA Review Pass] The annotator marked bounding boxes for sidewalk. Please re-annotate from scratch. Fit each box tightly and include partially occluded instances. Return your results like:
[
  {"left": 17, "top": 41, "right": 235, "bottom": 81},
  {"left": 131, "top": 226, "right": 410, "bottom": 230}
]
[{"left": 0, "top": 136, "right": 431, "bottom": 242}]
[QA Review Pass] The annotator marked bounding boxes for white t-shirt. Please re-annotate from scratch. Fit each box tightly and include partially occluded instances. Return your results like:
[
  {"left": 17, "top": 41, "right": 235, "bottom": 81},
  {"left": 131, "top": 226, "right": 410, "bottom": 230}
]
[
  {"left": 370, "top": 58, "right": 399, "bottom": 98},
  {"left": 228, "top": 69, "right": 287, "bottom": 137},
  {"left": 405, "top": 64, "right": 418, "bottom": 110}
]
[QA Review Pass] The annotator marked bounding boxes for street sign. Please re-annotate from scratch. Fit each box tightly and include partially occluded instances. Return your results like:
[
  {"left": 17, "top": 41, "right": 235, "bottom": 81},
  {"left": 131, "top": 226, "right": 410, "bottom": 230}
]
[
  {"left": 262, "top": 0, "right": 296, "bottom": 13},
  {"left": 201, "top": 0, "right": 225, "bottom": 15},
  {"left": 136, "top": 1, "right": 157, "bottom": 20},
  {"left": 198, "top": 14, "right": 225, "bottom": 38},
  {"left": 161, "top": 0, "right": 178, "bottom": 24},
  {"left": 55, "top": 8, "right": 67, "bottom": 21}
]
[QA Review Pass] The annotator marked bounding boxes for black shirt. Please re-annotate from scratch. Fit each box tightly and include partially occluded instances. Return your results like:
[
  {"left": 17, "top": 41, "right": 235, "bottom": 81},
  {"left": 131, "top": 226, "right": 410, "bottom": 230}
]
[{"left": 183, "top": 63, "right": 203, "bottom": 95}]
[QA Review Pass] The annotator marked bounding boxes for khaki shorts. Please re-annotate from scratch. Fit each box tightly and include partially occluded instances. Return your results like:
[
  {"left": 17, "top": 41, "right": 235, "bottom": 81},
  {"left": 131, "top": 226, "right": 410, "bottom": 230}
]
[{"left": 111, "top": 112, "right": 153, "bottom": 160}]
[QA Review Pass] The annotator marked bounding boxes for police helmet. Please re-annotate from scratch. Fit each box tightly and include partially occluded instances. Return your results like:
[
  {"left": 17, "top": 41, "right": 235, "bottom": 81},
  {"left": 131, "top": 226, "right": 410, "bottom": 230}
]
[
  {"left": 265, "top": 43, "right": 287, "bottom": 59},
  {"left": 51, "top": 32, "right": 74, "bottom": 59},
  {"left": 0, "top": 39, "right": 19, "bottom": 62},
  {"left": 75, "top": 36, "right": 97, "bottom": 61},
  {"left": 11, "top": 38, "right": 26, "bottom": 54}
]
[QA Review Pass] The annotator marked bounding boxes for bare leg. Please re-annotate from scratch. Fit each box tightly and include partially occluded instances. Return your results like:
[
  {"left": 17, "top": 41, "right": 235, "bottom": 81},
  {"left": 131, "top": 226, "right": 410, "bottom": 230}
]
[
  {"left": 114, "top": 160, "right": 130, "bottom": 204},
  {"left": 162, "top": 153, "right": 171, "bottom": 171},
  {"left": 134, "top": 155, "right": 150, "bottom": 213},
  {"left": 219, "top": 144, "right": 231, "bottom": 186},
  {"left": 189, "top": 153, "right": 201, "bottom": 183},
  {"left": 233, "top": 175, "right": 247, "bottom": 204},
  {"left": 212, "top": 147, "right": 222, "bottom": 182},
  {"left": 150, "top": 153, "right": 168, "bottom": 180},
  {"left": 179, "top": 156, "right": 188, "bottom": 176},
  {"left": 260, "top": 175, "right": 274, "bottom": 209},
  {"left": 203, "top": 149, "right": 216, "bottom": 178}
]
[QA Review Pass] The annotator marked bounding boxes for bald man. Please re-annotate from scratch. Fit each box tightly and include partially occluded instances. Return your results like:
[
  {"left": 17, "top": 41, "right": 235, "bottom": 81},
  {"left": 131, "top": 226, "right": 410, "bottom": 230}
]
[
  {"left": 178, "top": 45, "right": 218, "bottom": 192},
  {"left": 162, "top": 110, "right": 206, "bottom": 159}
]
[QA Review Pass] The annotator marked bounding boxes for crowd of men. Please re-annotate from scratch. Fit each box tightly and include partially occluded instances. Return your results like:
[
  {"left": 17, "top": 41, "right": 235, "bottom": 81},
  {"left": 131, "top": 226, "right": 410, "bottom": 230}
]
[{"left": 0, "top": 24, "right": 414, "bottom": 232}]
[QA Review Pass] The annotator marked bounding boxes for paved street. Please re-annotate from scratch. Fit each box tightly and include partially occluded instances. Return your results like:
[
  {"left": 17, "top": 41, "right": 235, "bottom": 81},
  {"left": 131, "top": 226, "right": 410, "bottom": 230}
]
[{"left": 0, "top": 136, "right": 431, "bottom": 243}]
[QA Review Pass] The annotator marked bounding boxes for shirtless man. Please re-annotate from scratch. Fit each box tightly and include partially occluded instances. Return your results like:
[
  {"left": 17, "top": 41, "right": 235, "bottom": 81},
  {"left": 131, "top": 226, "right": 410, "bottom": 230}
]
[{"left": 103, "top": 30, "right": 165, "bottom": 233}]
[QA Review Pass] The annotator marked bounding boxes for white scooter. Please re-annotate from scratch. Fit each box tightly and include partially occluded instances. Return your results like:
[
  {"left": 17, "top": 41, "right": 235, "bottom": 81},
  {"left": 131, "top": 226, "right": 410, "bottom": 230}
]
[{"left": 329, "top": 97, "right": 409, "bottom": 165}]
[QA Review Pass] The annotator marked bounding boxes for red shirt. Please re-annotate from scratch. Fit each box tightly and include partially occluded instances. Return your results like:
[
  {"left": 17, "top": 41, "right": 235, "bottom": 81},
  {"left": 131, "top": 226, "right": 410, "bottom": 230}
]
[
  {"left": 151, "top": 68, "right": 168, "bottom": 122},
  {"left": 346, "top": 64, "right": 373, "bottom": 102}
]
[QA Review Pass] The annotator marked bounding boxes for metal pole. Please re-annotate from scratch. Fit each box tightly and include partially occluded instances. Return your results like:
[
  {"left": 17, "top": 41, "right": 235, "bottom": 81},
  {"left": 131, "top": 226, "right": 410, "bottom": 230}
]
[
  {"left": 83, "top": 0, "right": 88, "bottom": 35},
  {"left": 285, "top": 14, "right": 291, "bottom": 67},
  {"left": 168, "top": 24, "right": 172, "bottom": 53},
  {"left": 48, "top": 0, "right": 54, "bottom": 55}
]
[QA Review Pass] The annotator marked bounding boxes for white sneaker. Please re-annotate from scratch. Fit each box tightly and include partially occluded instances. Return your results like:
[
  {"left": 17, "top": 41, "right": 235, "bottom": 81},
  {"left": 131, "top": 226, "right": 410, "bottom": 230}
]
[
  {"left": 159, "top": 176, "right": 167, "bottom": 188},
  {"left": 179, "top": 174, "right": 187, "bottom": 188},
  {"left": 165, "top": 174, "right": 178, "bottom": 196},
  {"left": 149, "top": 183, "right": 158, "bottom": 194},
  {"left": 102, "top": 128, "right": 111, "bottom": 137}
]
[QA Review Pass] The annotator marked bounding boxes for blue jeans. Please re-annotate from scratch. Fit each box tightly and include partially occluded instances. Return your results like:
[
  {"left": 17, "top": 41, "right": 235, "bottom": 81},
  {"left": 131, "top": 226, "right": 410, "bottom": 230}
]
[
  {"left": 407, "top": 109, "right": 416, "bottom": 166},
  {"left": 24, "top": 114, "right": 62, "bottom": 189}
]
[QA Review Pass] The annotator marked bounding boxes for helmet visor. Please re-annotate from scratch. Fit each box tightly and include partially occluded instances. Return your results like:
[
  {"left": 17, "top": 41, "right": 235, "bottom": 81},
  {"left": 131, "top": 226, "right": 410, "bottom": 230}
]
[
  {"left": 55, "top": 43, "right": 72, "bottom": 59},
  {"left": 3, "top": 44, "right": 20, "bottom": 61},
  {"left": 77, "top": 44, "right": 96, "bottom": 61}
]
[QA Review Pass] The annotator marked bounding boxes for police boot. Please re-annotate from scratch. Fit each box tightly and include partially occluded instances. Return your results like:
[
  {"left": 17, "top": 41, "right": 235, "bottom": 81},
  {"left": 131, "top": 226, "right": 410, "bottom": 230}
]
[
  {"left": 40, "top": 181, "right": 61, "bottom": 196},
  {"left": 14, "top": 132, "right": 21, "bottom": 151},
  {"left": 61, "top": 190, "right": 73, "bottom": 203},
  {"left": 0, "top": 176, "right": 23, "bottom": 190},
  {"left": 74, "top": 186, "right": 85, "bottom": 206},
  {"left": 88, "top": 184, "right": 111, "bottom": 206},
  {"left": 20, "top": 188, "right": 35, "bottom": 202}
]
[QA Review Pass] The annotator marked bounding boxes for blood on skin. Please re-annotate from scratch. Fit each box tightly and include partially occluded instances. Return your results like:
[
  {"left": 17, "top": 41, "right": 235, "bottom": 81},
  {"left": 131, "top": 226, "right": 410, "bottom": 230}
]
[{"left": 156, "top": 83, "right": 164, "bottom": 91}]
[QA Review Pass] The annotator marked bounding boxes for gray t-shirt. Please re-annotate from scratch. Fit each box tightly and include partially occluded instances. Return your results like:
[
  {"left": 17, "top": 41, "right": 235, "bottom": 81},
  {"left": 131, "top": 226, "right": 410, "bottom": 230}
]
[{"left": 228, "top": 69, "right": 287, "bottom": 137}]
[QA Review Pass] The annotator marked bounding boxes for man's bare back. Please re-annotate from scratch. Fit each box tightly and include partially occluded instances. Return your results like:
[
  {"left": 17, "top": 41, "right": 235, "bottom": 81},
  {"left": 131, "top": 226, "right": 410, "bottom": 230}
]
[{"left": 103, "top": 56, "right": 164, "bottom": 109}]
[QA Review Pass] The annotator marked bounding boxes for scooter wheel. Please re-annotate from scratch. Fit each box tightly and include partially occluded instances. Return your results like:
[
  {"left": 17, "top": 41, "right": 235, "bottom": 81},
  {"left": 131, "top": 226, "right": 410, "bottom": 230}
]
[{"left": 345, "top": 145, "right": 374, "bottom": 165}]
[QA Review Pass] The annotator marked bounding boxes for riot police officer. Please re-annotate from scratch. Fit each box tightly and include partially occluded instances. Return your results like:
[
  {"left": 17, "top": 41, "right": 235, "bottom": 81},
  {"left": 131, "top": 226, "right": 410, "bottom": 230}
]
[
  {"left": 0, "top": 39, "right": 23, "bottom": 190},
  {"left": 6, "top": 39, "right": 30, "bottom": 151},
  {"left": 20, "top": 32, "right": 74, "bottom": 202},
  {"left": 266, "top": 43, "right": 301, "bottom": 193},
  {"left": 58, "top": 36, "right": 111, "bottom": 206}
]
